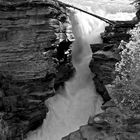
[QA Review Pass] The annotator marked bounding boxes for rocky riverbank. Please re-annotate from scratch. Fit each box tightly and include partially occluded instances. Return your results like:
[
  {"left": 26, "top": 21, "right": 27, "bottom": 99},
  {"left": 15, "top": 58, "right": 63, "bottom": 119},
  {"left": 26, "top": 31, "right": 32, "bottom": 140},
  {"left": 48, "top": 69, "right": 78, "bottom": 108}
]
[
  {"left": 89, "top": 20, "right": 137, "bottom": 104},
  {"left": 62, "top": 17, "right": 140, "bottom": 140},
  {"left": 0, "top": 0, "right": 75, "bottom": 139}
]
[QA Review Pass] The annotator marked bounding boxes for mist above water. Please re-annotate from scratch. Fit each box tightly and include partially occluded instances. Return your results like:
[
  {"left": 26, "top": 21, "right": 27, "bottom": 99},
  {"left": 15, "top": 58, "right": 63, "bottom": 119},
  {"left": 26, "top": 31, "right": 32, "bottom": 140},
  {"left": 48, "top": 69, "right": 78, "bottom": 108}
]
[{"left": 26, "top": 1, "right": 135, "bottom": 140}]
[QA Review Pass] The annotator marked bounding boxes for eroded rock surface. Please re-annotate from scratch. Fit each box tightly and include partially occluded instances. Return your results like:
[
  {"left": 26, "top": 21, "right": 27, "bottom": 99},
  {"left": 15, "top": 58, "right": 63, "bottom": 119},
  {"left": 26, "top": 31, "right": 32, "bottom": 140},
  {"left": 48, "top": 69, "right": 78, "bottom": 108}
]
[
  {"left": 90, "top": 20, "right": 137, "bottom": 104},
  {"left": 0, "top": 0, "right": 75, "bottom": 139},
  {"left": 62, "top": 20, "right": 139, "bottom": 140},
  {"left": 62, "top": 100, "right": 140, "bottom": 140}
]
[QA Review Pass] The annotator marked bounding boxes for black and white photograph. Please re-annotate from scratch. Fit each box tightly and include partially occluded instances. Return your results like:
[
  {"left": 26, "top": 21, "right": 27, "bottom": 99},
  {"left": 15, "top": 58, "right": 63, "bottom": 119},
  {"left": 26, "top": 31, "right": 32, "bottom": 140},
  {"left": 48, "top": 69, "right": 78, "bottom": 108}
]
[{"left": 0, "top": 0, "right": 139, "bottom": 140}]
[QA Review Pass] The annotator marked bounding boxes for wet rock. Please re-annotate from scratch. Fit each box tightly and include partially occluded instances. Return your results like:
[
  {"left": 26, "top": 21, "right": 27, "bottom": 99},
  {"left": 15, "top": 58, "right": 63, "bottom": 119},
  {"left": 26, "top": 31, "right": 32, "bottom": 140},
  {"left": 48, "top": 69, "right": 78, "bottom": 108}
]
[
  {"left": 136, "top": 9, "right": 140, "bottom": 20},
  {"left": 101, "top": 32, "right": 131, "bottom": 43},
  {"left": 63, "top": 99, "right": 140, "bottom": 140},
  {"left": 89, "top": 21, "right": 136, "bottom": 103},
  {"left": 101, "top": 20, "right": 137, "bottom": 43},
  {"left": 92, "top": 75, "right": 111, "bottom": 103},
  {"left": 55, "top": 62, "right": 76, "bottom": 89},
  {"left": 62, "top": 130, "right": 82, "bottom": 140},
  {"left": 101, "top": 100, "right": 116, "bottom": 110},
  {"left": 114, "top": 21, "right": 137, "bottom": 28},
  {"left": 90, "top": 43, "right": 120, "bottom": 53},
  {"left": 0, "top": 0, "right": 75, "bottom": 139}
]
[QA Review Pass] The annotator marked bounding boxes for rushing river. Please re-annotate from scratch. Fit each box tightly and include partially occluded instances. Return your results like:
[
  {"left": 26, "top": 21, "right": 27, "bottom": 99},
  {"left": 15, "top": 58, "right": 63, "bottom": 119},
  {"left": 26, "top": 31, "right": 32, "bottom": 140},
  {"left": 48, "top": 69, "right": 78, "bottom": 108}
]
[{"left": 26, "top": 0, "right": 135, "bottom": 140}]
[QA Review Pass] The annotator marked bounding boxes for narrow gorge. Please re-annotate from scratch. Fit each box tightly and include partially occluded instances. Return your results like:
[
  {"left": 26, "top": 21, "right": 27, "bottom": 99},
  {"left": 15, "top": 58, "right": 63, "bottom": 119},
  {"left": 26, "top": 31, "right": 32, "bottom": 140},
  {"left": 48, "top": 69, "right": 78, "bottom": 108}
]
[{"left": 0, "top": 0, "right": 140, "bottom": 140}]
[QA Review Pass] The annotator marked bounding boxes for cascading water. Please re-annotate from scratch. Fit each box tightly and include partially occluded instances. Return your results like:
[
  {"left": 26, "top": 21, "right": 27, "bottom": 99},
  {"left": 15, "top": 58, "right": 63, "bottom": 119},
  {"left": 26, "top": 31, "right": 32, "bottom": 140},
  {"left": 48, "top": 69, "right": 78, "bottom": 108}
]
[{"left": 26, "top": 1, "right": 135, "bottom": 140}]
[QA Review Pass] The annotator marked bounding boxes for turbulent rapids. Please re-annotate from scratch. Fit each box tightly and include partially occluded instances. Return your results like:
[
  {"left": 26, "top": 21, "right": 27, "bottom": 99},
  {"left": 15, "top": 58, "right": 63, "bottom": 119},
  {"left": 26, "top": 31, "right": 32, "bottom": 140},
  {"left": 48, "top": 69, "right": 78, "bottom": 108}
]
[{"left": 26, "top": 1, "right": 135, "bottom": 140}]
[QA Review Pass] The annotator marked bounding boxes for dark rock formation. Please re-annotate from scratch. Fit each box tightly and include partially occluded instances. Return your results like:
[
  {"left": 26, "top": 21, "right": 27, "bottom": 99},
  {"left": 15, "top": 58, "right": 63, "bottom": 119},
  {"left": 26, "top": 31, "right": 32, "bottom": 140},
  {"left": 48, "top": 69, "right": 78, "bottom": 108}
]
[
  {"left": 90, "top": 20, "right": 137, "bottom": 104},
  {"left": 0, "top": 0, "right": 75, "bottom": 139},
  {"left": 62, "top": 100, "right": 140, "bottom": 140},
  {"left": 62, "top": 20, "right": 139, "bottom": 140}
]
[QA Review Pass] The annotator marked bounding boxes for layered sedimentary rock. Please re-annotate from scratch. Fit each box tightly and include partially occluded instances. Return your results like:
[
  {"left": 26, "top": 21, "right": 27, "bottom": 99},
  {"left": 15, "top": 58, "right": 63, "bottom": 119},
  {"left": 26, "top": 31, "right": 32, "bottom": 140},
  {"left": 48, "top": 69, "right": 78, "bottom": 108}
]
[
  {"left": 90, "top": 20, "right": 138, "bottom": 104},
  {"left": 62, "top": 20, "right": 139, "bottom": 140},
  {"left": 0, "top": 0, "right": 75, "bottom": 139}
]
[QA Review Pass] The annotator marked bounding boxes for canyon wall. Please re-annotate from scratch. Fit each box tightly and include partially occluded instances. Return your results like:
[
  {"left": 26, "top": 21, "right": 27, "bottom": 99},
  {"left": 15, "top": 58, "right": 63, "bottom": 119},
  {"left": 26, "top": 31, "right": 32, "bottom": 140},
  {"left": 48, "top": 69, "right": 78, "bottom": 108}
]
[
  {"left": 1, "top": 0, "right": 140, "bottom": 140},
  {"left": 0, "top": 0, "right": 75, "bottom": 139},
  {"left": 62, "top": 19, "right": 140, "bottom": 140}
]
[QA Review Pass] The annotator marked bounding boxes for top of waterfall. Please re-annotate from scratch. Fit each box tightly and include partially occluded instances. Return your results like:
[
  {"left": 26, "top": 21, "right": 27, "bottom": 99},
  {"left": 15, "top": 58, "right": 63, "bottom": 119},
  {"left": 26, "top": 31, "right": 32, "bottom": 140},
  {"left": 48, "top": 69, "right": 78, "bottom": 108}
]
[
  {"left": 59, "top": 0, "right": 135, "bottom": 13},
  {"left": 58, "top": 0, "right": 117, "bottom": 25}
]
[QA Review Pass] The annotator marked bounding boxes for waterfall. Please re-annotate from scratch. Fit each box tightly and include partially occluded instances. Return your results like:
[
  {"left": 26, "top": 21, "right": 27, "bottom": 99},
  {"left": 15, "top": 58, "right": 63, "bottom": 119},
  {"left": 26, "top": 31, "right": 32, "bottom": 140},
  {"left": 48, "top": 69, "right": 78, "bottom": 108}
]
[{"left": 26, "top": 1, "right": 135, "bottom": 140}]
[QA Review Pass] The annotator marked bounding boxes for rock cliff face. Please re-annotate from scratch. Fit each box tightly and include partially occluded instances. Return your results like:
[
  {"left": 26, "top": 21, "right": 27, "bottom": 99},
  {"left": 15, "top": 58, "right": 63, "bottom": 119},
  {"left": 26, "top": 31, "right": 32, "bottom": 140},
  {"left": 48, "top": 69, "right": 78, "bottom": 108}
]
[
  {"left": 0, "top": 0, "right": 75, "bottom": 139},
  {"left": 62, "top": 19, "right": 139, "bottom": 139},
  {"left": 90, "top": 20, "right": 137, "bottom": 104}
]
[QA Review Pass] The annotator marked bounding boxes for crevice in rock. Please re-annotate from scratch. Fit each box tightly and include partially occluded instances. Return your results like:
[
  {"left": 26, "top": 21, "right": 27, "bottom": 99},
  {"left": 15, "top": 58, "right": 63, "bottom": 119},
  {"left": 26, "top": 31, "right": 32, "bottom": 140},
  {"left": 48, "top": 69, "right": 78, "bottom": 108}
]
[{"left": 90, "top": 20, "right": 138, "bottom": 105}]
